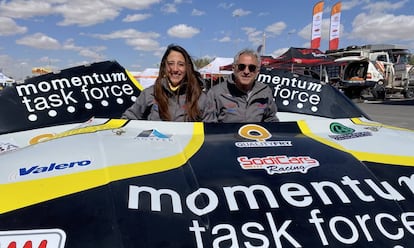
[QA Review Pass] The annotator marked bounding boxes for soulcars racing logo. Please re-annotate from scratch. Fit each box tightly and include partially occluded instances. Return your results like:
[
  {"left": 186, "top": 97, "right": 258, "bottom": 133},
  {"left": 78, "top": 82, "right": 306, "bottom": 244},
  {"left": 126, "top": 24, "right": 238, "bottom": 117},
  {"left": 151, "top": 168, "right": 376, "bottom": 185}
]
[
  {"left": 238, "top": 155, "right": 320, "bottom": 175},
  {"left": 236, "top": 124, "right": 319, "bottom": 174},
  {"left": 0, "top": 229, "right": 66, "bottom": 248}
]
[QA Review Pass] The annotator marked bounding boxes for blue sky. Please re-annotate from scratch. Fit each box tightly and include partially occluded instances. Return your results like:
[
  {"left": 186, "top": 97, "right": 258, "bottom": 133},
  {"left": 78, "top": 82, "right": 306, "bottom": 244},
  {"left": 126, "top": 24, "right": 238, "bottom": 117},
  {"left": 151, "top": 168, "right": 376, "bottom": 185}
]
[{"left": 1, "top": 0, "right": 414, "bottom": 80}]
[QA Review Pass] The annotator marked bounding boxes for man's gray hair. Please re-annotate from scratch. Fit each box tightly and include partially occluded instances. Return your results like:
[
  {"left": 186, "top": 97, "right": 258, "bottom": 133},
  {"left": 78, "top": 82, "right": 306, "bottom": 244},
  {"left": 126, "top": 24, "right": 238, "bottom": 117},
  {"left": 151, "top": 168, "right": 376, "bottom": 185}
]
[{"left": 233, "top": 48, "right": 261, "bottom": 65}]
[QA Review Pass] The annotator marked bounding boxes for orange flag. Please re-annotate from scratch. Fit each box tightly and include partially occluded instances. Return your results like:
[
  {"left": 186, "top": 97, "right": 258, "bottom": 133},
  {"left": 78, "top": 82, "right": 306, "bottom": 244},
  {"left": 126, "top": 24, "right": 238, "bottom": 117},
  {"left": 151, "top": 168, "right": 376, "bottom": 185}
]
[
  {"left": 329, "top": 1, "right": 342, "bottom": 50},
  {"left": 311, "top": 1, "right": 324, "bottom": 49}
]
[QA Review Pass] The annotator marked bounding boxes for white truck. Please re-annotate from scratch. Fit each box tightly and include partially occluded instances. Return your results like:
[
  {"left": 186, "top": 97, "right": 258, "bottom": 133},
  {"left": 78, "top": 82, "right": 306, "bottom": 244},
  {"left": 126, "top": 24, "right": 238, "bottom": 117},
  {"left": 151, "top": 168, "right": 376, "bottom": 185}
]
[{"left": 326, "top": 44, "right": 413, "bottom": 99}]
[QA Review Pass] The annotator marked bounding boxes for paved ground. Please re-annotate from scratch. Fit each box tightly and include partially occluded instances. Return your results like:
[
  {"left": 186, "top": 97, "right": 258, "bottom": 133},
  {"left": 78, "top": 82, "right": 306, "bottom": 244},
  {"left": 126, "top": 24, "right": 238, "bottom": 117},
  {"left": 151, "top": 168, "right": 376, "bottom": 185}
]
[{"left": 355, "top": 98, "right": 414, "bottom": 130}]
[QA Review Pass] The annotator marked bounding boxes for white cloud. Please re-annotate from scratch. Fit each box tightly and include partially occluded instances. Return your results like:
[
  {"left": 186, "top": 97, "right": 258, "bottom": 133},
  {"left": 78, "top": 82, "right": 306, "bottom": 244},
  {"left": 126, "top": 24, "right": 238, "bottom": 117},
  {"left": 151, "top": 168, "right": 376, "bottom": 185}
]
[
  {"left": 0, "top": 0, "right": 161, "bottom": 27},
  {"left": 54, "top": 1, "right": 119, "bottom": 27},
  {"left": 38, "top": 56, "right": 60, "bottom": 64},
  {"left": 242, "top": 27, "right": 263, "bottom": 46},
  {"left": 191, "top": 8, "right": 205, "bottom": 16},
  {"left": 15, "top": 34, "right": 106, "bottom": 61},
  {"left": 106, "top": 0, "right": 161, "bottom": 10},
  {"left": 122, "top": 14, "right": 152, "bottom": 22},
  {"left": 349, "top": 13, "right": 414, "bottom": 43},
  {"left": 265, "top": 22, "right": 287, "bottom": 35},
  {"left": 78, "top": 48, "right": 105, "bottom": 60},
  {"left": 91, "top": 29, "right": 161, "bottom": 51},
  {"left": 218, "top": 36, "right": 231, "bottom": 42},
  {"left": 0, "top": 17, "right": 27, "bottom": 36},
  {"left": 167, "top": 24, "right": 199, "bottom": 38},
  {"left": 0, "top": 54, "right": 33, "bottom": 80},
  {"left": 232, "top": 8, "right": 251, "bottom": 17},
  {"left": 61, "top": 39, "right": 107, "bottom": 60},
  {"left": 161, "top": 3, "right": 177, "bottom": 13},
  {"left": 16, "top": 33, "right": 60, "bottom": 49},
  {"left": 341, "top": 0, "right": 365, "bottom": 11},
  {"left": 362, "top": 0, "right": 408, "bottom": 14},
  {"left": 174, "top": 0, "right": 191, "bottom": 4},
  {"left": 218, "top": 3, "right": 234, "bottom": 9},
  {"left": 61, "top": 38, "right": 83, "bottom": 51},
  {"left": 126, "top": 38, "right": 160, "bottom": 51},
  {"left": 92, "top": 28, "right": 159, "bottom": 40},
  {"left": 0, "top": 0, "right": 53, "bottom": 18}
]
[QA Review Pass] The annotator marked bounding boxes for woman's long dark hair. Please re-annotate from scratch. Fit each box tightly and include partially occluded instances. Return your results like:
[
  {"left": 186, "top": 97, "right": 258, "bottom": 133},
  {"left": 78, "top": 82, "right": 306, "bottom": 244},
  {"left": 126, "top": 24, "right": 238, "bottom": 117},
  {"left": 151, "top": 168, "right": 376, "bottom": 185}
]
[{"left": 154, "top": 44, "right": 203, "bottom": 121}]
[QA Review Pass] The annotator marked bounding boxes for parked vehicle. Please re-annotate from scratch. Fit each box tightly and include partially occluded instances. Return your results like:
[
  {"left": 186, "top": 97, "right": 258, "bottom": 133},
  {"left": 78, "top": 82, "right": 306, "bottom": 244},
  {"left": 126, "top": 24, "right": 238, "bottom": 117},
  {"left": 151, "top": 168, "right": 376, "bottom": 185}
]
[
  {"left": 326, "top": 44, "right": 414, "bottom": 99},
  {"left": 371, "top": 51, "right": 414, "bottom": 98},
  {"left": 325, "top": 56, "right": 384, "bottom": 99}
]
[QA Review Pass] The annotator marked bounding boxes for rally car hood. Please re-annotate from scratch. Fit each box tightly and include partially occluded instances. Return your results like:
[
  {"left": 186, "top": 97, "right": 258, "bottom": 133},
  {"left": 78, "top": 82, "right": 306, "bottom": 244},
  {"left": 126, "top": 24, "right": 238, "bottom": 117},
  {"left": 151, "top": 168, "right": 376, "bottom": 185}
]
[{"left": 0, "top": 61, "right": 413, "bottom": 247}]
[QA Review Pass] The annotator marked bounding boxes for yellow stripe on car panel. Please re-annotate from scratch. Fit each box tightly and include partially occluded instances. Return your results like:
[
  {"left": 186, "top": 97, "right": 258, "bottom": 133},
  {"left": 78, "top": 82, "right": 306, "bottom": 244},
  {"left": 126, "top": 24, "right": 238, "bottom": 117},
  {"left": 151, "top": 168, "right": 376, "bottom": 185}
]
[
  {"left": 351, "top": 118, "right": 413, "bottom": 132},
  {"left": 0, "top": 122, "right": 204, "bottom": 214},
  {"left": 298, "top": 120, "right": 414, "bottom": 167},
  {"left": 297, "top": 120, "right": 347, "bottom": 151},
  {"left": 125, "top": 69, "right": 144, "bottom": 91},
  {"left": 54, "top": 119, "right": 129, "bottom": 139},
  {"left": 30, "top": 119, "right": 129, "bottom": 145}
]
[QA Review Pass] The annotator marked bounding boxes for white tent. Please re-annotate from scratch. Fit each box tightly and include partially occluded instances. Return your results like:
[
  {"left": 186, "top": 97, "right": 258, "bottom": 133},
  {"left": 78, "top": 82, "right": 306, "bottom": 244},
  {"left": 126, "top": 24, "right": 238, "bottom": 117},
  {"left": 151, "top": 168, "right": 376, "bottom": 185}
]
[
  {"left": 0, "top": 72, "right": 15, "bottom": 87},
  {"left": 198, "top": 57, "right": 233, "bottom": 89},
  {"left": 131, "top": 68, "right": 159, "bottom": 89},
  {"left": 198, "top": 57, "right": 233, "bottom": 75}
]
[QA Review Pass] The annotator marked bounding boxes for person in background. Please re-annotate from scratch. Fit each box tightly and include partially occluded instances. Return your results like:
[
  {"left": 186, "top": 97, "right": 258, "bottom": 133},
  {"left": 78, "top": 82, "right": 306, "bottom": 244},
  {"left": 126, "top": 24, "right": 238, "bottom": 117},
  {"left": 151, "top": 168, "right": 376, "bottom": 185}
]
[
  {"left": 204, "top": 48, "right": 279, "bottom": 123},
  {"left": 122, "top": 44, "right": 207, "bottom": 121}
]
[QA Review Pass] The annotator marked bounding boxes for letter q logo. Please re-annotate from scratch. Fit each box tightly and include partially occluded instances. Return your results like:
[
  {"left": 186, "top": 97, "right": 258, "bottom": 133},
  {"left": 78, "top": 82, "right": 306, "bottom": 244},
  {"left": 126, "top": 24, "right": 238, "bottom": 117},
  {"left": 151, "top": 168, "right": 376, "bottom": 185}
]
[{"left": 238, "top": 124, "right": 272, "bottom": 142}]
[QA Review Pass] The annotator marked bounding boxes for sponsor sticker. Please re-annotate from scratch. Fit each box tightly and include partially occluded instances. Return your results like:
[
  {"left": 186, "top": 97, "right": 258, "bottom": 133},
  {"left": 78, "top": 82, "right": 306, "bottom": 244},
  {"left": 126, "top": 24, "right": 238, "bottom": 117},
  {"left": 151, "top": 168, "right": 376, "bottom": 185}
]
[
  {"left": 236, "top": 124, "right": 292, "bottom": 148},
  {"left": 238, "top": 155, "right": 320, "bottom": 175},
  {"left": 328, "top": 122, "right": 371, "bottom": 140},
  {"left": 0, "top": 229, "right": 66, "bottom": 248},
  {"left": 135, "top": 129, "right": 173, "bottom": 142},
  {"left": 18, "top": 160, "right": 92, "bottom": 177},
  {"left": 0, "top": 142, "right": 19, "bottom": 153}
]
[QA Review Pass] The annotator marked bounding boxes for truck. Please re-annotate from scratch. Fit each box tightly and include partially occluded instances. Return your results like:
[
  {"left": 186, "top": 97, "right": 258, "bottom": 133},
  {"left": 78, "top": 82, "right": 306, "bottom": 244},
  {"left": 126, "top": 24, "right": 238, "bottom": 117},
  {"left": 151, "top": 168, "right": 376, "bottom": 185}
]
[{"left": 326, "top": 44, "right": 413, "bottom": 99}]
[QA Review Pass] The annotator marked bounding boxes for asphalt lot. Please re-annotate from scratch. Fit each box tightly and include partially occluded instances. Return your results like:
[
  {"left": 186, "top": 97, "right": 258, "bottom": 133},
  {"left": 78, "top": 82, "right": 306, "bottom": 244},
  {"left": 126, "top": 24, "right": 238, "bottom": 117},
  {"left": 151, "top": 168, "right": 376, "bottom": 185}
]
[{"left": 355, "top": 98, "right": 414, "bottom": 130}]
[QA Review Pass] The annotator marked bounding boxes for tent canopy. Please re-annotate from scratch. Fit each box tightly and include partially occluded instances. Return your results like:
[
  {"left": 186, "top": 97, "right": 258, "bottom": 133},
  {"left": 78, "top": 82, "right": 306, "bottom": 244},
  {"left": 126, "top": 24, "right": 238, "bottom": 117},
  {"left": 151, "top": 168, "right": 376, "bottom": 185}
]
[
  {"left": 198, "top": 57, "right": 233, "bottom": 75},
  {"left": 132, "top": 68, "right": 159, "bottom": 88},
  {"left": 268, "top": 47, "right": 334, "bottom": 67},
  {"left": 0, "top": 72, "right": 14, "bottom": 84}
]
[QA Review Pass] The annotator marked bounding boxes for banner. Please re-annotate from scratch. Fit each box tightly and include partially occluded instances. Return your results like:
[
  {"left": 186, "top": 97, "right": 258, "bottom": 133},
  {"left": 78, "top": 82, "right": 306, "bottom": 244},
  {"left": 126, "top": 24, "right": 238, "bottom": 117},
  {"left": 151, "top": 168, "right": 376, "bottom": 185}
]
[
  {"left": 311, "top": 1, "right": 324, "bottom": 49},
  {"left": 0, "top": 61, "right": 141, "bottom": 135},
  {"left": 329, "top": 1, "right": 342, "bottom": 50}
]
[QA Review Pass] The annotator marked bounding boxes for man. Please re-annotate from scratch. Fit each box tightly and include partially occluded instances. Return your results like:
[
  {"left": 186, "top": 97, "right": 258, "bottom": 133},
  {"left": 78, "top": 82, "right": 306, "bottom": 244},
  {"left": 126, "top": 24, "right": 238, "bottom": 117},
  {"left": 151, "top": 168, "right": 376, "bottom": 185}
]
[{"left": 204, "top": 48, "right": 278, "bottom": 123}]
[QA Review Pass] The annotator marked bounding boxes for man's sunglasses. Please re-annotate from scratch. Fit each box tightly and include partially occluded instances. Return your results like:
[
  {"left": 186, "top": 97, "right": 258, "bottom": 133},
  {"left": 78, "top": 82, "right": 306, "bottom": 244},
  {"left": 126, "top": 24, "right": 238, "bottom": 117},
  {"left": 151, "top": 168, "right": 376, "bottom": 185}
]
[{"left": 236, "top": 64, "right": 258, "bottom": 72}]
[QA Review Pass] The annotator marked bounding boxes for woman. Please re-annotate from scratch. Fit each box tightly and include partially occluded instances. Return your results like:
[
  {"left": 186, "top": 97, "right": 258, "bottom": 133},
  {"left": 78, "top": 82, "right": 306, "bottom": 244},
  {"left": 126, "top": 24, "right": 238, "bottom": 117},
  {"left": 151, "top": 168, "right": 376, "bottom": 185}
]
[{"left": 122, "top": 44, "right": 207, "bottom": 121}]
